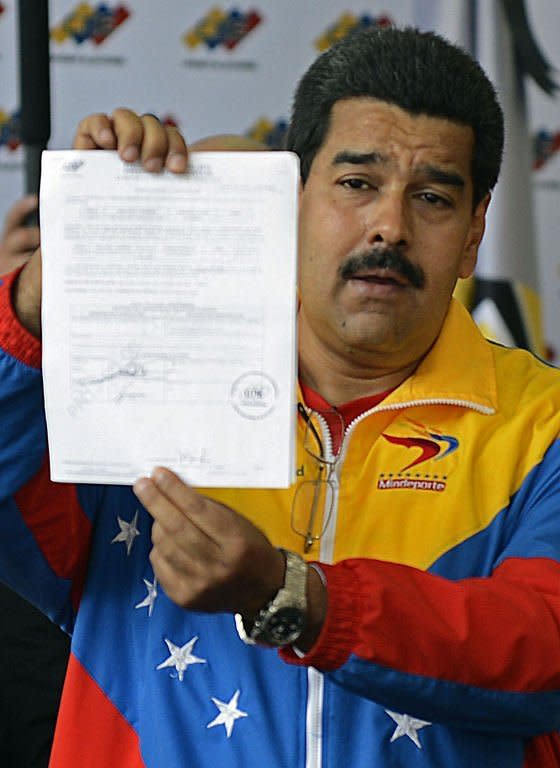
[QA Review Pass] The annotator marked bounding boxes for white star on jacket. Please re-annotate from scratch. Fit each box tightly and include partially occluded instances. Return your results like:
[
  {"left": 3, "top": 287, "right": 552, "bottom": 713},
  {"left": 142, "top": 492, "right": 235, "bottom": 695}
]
[
  {"left": 135, "top": 578, "right": 158, "bottom": 616},
  {"left": 111, "top": 510, "right": 140, "bottom": 555},
  {"left": 207, "top": 689, "right": 248, "bottom": 738},
  {"left": 156, "top": 636, "right": 206, "bottom": 681},
  {"left": 386, "top": 710, "right": 431, "bottom": 749}
]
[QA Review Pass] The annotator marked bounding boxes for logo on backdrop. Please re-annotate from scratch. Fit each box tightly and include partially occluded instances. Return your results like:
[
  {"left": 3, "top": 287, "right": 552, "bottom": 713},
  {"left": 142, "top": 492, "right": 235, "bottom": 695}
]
[
  {"left": 533, "top": 127, "right": 560, "bottom": 192},
  {"left": 315, "top": 11, "right": 393, "bottom": 52},
  {"left": 51, "top": 3, "right": 130, "bottom": 45},
  {"left": 533, "top": 128, "right": 560, "bottom": 171},
  {"left": 183, "top": 7, "right": 261, "bottom": 50},
  {"left": 50, "top": 3, "right": 130, "bottom": 65},
  {"left": 0, "top": 109, "right": 21, "bottom": 152},
  {"left": 246, "top": 118, "right": 288, "bottom": 149},
  {"left": 181, "top": 7, "right": 263, "bottom": 71}
]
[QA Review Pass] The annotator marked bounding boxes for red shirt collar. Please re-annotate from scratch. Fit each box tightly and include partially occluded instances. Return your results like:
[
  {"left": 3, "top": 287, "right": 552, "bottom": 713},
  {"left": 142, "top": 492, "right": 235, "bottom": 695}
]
[{"left": 299, "top": 382, "right": 393, "bottom": 454}]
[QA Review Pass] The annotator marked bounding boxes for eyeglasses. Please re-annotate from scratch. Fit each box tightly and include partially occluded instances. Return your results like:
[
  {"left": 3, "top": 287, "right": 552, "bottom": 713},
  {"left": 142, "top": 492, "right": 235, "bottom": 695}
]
[{"left": 291, "top": 403, "right": 344, "bottom": 553}]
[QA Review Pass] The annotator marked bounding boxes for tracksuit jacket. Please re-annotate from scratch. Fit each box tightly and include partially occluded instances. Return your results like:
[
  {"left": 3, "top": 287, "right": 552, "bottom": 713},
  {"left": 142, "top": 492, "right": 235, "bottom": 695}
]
[{"left": 2, "top": 264, "right": 560, "bottom": 767}]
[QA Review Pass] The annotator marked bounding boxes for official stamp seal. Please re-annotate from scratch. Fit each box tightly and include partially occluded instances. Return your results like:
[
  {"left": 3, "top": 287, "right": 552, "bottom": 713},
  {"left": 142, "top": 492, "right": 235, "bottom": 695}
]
[{"left": 230, "top": 372, "right": 277, "bottom": 420}]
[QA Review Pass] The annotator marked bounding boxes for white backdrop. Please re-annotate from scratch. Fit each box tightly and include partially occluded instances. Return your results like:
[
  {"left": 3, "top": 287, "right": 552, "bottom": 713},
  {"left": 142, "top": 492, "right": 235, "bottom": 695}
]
[
  {"left": 0, "top": 0, "right": 559, "bottom": 357},
  {"left": 525, "top": 2, "right": 560, "bottom": 362}
]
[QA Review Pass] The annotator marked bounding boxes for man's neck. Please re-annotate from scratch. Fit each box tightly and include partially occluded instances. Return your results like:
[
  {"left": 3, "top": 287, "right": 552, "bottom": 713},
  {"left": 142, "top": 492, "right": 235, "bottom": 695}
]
[{"left": 298, "top": 333, "right": 420, "bottom": 407}]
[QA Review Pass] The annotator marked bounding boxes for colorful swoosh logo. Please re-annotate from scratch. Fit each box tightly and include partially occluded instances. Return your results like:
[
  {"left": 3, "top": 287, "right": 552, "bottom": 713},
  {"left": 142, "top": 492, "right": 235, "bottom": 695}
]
[{"left": 381, "top": 421, "right": 459, "bottom": 471}]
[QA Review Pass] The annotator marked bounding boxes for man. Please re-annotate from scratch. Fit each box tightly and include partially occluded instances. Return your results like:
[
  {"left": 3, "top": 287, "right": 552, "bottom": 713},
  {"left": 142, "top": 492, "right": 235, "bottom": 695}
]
[{"left": 2, "top": 26, "right": 560, "bottom": 767}]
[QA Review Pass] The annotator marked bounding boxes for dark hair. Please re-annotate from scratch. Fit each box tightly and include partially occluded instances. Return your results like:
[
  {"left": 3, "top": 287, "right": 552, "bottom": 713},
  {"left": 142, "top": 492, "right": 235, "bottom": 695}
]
[{"left": 285, "top": 26, "right": 504, "bottom": 207}]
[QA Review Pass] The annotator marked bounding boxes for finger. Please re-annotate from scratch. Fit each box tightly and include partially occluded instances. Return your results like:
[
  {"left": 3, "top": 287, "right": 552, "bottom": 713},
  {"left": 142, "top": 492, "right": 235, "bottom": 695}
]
[
  {"left": 149, "top": 467, "right": 234, "bottom": 539},
  {"left": 148, "top": 546, "right": 181, "bottom": 598},
  {"left": 4, "top": 226, "right": 40, "bottom": 256},
  {"left": 148, "top": 546, "right": 203, "bottom": 609},
  {"left": 149, "top": 538, "right": 236, "bottom": 613},
  {"left": 73, "top": 113, "right": 117, "bottom": 151},
  {"left": 163, "top": 125, "right": 188, "bottom": 173},
  {"left": 150, "top": 523, "right": 193, "bottom": 571},
  {"left": 137, "top": 114, "right": 168, "bottom": 173},
  {"left": 141, "top": 480, "right": 222, "bottom": 579},
  {"left": 133, "top": 476, "right": 185, "bottom": 532},
  {"left": 111, "top": 107, "right": 152, "bottom": 163},
  {"left": 150, "top": 514, "right": 217, "bottom": 565},
  {"left": 134, "top": 475, "right": 215, "bottom": 544},
  {"left": 3, "top": 195, "right": 38, "bottom": 234},
  {"left": 137, "top": 116, "right": 188, "bottom": 173}
]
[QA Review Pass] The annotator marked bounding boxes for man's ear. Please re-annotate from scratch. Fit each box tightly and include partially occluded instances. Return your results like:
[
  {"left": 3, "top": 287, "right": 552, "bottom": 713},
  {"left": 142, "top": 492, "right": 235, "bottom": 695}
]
[{"left": 459, "top": 193, "right": 491, "bottom": 279}]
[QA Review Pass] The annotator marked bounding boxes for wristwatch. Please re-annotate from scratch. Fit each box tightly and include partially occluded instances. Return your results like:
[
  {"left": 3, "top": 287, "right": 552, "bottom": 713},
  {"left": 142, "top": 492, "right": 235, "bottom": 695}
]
[{"left": 235, "top": 549, "right": 308, "bottom": 647}]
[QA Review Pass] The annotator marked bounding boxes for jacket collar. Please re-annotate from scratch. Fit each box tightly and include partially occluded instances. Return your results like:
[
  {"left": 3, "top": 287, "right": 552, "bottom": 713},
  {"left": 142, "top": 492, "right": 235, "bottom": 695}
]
[
  {"left": 380, "top": 298, "right": 498, "bottom": 415},
  {"left": 297, "top": 298, "right": 498, "bottom": 416}
]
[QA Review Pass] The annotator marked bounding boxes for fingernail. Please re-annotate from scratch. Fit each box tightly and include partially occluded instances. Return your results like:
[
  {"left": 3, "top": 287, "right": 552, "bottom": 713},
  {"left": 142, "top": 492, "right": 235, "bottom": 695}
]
[
  {"left": 100, "top": 128, "right": 115, "bottom": 145},
  {"left": 151, "top": 467, "right": 168, "bottom": 486},
  {"left": 167, "top": 153, "right": 187, "bottom": 173},
  {"left": 121, "top": 145, "right": 139, "bottom": 162},
  {"left": 133, "top": 477, "right": 150, "bottom": 495},
  {"left": 144, "top": 157, "right": 163, "bottom": 173}
]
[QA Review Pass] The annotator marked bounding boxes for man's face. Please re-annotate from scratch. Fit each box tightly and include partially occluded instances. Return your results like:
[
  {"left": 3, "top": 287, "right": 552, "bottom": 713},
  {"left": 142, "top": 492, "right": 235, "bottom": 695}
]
[{"left": 297, "top": 98, "right": 488, "bottom": 372}]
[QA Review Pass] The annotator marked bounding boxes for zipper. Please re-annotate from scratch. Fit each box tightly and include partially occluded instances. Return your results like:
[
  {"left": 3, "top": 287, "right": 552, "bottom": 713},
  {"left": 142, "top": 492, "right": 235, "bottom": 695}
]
[
  {"left": 346, "top": 397, "right": 495, "bottom": 436},
  {"left": 304, "top": 411, "right": 340, "bottom": 768},
  {"left": 302, "top": 395, "right": 494, "bottom": 766},
  {"left": 305, "top": 668, "right": 324, "bottom": 768}
]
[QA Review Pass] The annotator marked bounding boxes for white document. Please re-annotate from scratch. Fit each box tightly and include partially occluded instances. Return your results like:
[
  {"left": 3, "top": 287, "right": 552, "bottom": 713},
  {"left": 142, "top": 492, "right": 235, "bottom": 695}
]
[{"left": 40, "top": 150, "right": 299, "bottom": 488}]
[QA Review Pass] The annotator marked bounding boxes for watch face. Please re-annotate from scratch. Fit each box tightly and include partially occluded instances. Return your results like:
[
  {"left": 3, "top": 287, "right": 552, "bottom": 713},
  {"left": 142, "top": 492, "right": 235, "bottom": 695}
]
[{"left": 255, "top": 607, "right": 305, "bottom": 646}]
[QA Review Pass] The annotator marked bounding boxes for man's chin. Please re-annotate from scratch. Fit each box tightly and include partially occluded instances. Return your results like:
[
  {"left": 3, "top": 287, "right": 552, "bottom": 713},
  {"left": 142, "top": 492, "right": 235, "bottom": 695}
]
[{"left": 337, "top": 321, "right": 402, "bottom": 356}]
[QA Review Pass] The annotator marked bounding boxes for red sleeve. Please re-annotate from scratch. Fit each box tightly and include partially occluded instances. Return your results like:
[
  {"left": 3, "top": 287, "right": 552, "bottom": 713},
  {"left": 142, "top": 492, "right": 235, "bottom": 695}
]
[
  {"left": 0, "top": 266, "right": 41, "bottom": 368},
  {"left": 282, "top": 556, "right": 560, "bottom": 694}
]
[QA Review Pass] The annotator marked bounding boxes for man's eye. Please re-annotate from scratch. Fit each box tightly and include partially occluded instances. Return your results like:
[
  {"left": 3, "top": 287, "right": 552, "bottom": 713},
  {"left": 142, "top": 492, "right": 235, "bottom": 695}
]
[
  {"left": 420, "top": 192, "right": 450, "bottom": 207},
  {"left": 341, "top": 178, "right": 372, "bottom": 191}
]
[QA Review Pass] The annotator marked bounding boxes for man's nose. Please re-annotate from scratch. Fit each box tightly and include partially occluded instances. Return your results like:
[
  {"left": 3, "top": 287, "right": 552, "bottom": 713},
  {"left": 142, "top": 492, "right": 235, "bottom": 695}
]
[{"left": 364, "top": 192, "right": 410, "bottom": 248}]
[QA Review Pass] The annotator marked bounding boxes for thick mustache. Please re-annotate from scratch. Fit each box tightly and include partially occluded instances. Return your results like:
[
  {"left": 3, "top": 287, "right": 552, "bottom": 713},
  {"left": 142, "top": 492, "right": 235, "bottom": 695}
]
[{"left": 339, "top": 248, "right": 425, "bottom": 289}]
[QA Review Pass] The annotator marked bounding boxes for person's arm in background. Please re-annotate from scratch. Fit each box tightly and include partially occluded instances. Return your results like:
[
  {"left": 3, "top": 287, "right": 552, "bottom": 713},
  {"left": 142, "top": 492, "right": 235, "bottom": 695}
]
[{"left": 0, "top": 195, "right": 40, "bottom": 276}]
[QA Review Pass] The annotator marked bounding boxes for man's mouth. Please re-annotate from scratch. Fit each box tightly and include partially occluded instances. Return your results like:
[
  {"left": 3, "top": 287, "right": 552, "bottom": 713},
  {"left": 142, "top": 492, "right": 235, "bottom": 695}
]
[
  {"left": 349, "top": 270, "right": 409, "bottom": 287},
  {"left": 339, "top": 249, "right": 425, "bottom": 290}
]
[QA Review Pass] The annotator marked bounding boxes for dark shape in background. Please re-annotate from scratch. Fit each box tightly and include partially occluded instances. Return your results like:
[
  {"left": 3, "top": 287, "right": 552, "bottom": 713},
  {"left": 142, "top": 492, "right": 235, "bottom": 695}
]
[
  {"left": 500, "top": 0, "right": 558, "bottom": 96},
  {"left": 18, "top": 0, "right": 51, "bottom": 223},
  {"left": 3, "top": 9, "right": 68, "bottom": 768}
]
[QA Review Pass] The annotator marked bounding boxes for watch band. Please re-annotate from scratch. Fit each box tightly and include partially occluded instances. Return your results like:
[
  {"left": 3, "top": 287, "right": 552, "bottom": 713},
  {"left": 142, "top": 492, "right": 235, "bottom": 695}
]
[{"left": 235, "top": 549, "right": 308, "bottom": 647}]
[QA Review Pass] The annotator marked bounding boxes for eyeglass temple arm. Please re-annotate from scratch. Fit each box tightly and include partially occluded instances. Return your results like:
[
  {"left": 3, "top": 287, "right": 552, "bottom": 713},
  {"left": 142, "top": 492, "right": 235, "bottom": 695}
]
[
  {"left": 297, "top": 402, "right": 324, "bottom": 457},
  {"left": 304, "top": 465, "right": 325, "bottom": 553}
]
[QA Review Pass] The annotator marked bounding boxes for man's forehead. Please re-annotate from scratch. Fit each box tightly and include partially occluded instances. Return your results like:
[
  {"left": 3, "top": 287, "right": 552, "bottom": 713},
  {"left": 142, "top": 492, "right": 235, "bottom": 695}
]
[
  {"left": 329, "top": 95, "right": 469, "bottom": 126},
  {"left": 319, "top": 97, "right": 475, "bottom": 170}
]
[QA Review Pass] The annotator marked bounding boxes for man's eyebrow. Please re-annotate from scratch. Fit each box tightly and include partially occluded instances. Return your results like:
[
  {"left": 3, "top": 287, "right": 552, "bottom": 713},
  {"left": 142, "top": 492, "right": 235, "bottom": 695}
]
[
  {"left": 331, "top": 152, "right": 467, "bottom": 189},
  {"left": 332, "top": 150, "right": 387, "bottom": 166},
  {"left": 416, "top": 164, "right": 465, "bottom": 188}
]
